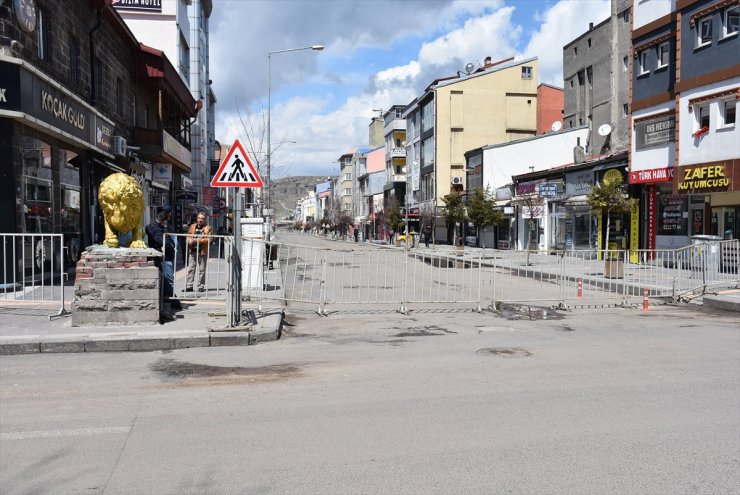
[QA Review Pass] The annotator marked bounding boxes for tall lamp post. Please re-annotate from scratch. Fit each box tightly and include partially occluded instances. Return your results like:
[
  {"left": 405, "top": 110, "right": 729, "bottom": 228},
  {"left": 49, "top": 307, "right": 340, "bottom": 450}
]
[{"left": 267, "top": 44, "right": 324, "bottom": 236}]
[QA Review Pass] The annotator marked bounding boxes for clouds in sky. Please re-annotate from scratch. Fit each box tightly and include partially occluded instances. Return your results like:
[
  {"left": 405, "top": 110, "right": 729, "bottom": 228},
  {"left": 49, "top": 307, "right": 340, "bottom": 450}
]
[{"left": 210, "top": 0, "right": 610, "bottom": 177}]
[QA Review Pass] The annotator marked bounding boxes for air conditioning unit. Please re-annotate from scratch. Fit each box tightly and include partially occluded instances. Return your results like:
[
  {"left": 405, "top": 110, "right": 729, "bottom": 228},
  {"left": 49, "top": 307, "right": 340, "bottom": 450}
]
[
  {"left": 112, "top": 136, "right": 128, "bottom": 158},
  {"left": 451, "top": 176, "right": 463, "bottom": 185}
]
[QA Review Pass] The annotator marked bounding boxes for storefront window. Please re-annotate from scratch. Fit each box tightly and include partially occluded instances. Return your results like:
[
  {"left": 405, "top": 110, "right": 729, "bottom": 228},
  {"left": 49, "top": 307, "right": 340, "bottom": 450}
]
[
  {"left": 657, "top": 192, "right": 687, "bottom": 235},
  {"left": 573, "top": 207, "right": 591, "bottom": 248},
  {"left": 22, "top": 138, "right": 53, "bottom": 234}
]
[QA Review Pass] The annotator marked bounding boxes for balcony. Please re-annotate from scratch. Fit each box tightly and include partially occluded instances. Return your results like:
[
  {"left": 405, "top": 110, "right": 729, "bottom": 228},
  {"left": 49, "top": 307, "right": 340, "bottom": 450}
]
[
  {"left": 390, "top": 147, "right": 406, "bottom": 158},
  {"left": 134, "top": 127, "right": 192, "bottom": 173}
]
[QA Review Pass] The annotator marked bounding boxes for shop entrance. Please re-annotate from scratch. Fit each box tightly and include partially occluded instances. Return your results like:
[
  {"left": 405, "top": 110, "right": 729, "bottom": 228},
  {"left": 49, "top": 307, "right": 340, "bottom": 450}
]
[{"left": 711, "top": 207, "right": 739, "bottom": 240}]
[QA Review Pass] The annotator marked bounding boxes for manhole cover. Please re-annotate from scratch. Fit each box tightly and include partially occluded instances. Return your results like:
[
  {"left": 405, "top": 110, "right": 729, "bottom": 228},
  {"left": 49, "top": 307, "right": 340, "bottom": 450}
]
[{"left": 477, "top": 347, "right": 531, "bottom": 358}]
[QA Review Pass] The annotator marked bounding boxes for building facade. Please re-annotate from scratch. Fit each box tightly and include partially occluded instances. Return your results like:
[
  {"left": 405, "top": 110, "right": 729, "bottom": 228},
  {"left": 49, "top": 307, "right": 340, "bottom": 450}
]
[{"left": 1, "top": 0, "right": 194, "bottom": 277}]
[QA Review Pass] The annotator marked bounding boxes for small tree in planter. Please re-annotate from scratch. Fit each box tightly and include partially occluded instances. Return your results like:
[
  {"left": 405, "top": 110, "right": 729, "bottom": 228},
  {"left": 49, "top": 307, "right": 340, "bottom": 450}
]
[
  {"left": 440, "top": 191, "right": 467, "bottom": 250},
  {"left": 512, "top": 194, "right": 544, "bottom": 266},
  {"left": 587, "top": 174, "right": 636, "bottom": 276},
  {"left": 385, "top": 201, "right": 405, "bottom": 245},
  {"left": 467, "top": 187, "right": 504, "bottom": 252}
]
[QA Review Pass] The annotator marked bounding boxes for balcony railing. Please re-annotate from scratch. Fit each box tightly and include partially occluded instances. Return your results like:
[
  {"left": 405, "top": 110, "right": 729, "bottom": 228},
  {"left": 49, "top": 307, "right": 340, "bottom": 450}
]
[{"left": 390, "top": 147, "right": 406, "bottom": 158}]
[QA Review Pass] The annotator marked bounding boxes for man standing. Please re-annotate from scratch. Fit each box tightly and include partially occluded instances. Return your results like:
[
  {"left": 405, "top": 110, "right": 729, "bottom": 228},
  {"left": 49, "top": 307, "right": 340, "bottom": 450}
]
[
  {"left": 185, "top": 211, "right": 211, "bottom": 292},
  {"left": 146, "top": 210, "right": 181, "bottom": 317}
]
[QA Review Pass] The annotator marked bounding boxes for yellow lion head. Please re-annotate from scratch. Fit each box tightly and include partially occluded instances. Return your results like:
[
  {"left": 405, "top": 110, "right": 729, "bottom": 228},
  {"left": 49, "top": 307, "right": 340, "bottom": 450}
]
[{"left": 98, "top": 173, "right": 146, "bottom": 248}]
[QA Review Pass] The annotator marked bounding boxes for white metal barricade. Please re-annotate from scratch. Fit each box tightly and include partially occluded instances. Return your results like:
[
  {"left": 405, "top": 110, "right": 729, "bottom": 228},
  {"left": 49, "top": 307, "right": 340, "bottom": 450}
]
[{"left": 0, "top": 233, "right": 68, "bottom": 318}]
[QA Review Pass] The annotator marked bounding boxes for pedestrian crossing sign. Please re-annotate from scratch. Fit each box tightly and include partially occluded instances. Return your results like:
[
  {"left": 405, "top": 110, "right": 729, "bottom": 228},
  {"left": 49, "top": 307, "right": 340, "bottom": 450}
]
[{"left": 210, "top": 138, "right": 264, "bottom": 188}]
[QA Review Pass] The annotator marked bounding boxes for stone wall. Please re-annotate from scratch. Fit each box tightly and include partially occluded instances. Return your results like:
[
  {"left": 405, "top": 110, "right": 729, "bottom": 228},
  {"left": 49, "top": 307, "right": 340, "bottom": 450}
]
[{"left": 72, "top": 247, "right": 161, "bottom": 327}]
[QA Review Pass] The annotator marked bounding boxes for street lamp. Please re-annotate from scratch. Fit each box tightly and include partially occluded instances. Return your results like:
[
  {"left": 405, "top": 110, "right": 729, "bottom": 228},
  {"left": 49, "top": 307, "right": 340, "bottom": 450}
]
[{"left": 267, "top": 44, "right": 324, "bottom": 235}]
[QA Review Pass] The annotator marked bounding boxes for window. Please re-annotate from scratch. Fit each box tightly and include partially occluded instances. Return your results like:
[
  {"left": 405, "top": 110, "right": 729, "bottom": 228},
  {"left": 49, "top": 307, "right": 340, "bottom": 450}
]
[
  {"left": 570, "top": 79, "right": 574, "bottom": 88},
  {"left": 720, "top": 100, "right": 736, "bottom": 128},
  {"left": 395, "top": 165, "right": 403, "bottom": 175},
  {"left": 696, "top": 104, "right": 710, "bottom": 130},
  {"left": 521, "top": 66, "right": 532, "bottom": 79},
  {"left": 343, "top": 173, "right": 351, "bottom": 181},
  {"left": 587, "top": 38, "right": 592, "bottom": 48},
  {"left": 586, "top": 67, "right": 592, "bottom": 89},
  {"left": 657, "top": 42, "right": 669, "bottom": 69},
  {"left": 577, "top": 71, "right": 584, "bottom": 85},
  {"left": 623, "top": 8, "right": 630, "bottom": 23},
  {"left": 623, "top": 56, "right": 629, "bottom": 72},
  {"left": 132, "top": 93, "right": 137, "bottom": 127},
  {"left": 116, "top": 78, "right": 123, "bottom": 116},
  {"left": 723, "top": 6, "right": 739, "bottom": 38},
  {"left": 623, "top": 103, "right": 629, "bottom": 116},
  {"left": 638, "top": 50, "right": 649, "bottom": 75},
  {"left": 697, "top": 17, "right": 712, "bottom": 47},
  {"left": 144, "top": 104, "right": 150, "bottom": 128},
  {"left": 573, "top": 46, "right": 578, "bottom": 56},
  {"left": 36, "top": 8, "right": 49, "bottom": 60},
  {"left": 69, "top": 36, "right": 80, "bottom": 85}
]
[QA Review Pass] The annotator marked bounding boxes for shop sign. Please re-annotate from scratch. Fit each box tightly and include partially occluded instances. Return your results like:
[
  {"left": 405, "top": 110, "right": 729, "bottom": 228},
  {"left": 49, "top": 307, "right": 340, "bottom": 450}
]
[
  {"left": 658, "top": 194, "right": 687, "bottom": 235},
  {"left": 515, "top": 180, "right": 543, "bottom": 195},
  {"left": 565, "top": 170, "right": 593, "bottom": 196},
  {"left": 94, "top": 116, "right": 114, "bottom": 154},
  {"left": 175, "top": 190, "right": 198, "bottom": 205},
  {"left": 112, "top": 0, "right": 162, "bottom": 12},
  {"left": 202, "top": 187, "right": 215, "bottom": 207},
  {"left": 152, "top": 163, "right": 172, "bottom": 182},
  {"left": 629, "top": 201, "right": 639, "bottom": 263},
  {"left": 629, "top": 167, "right": 673, "bottom": 184},
  {"left": 538, "top": 183, "right": 558, "bottom": 199},
  {"left": 0, "top": 63, "right": 21, "bottom": 111},
  {"left": 676, "top": 163, "right": 732, "bottom": 193},
  {"left": 647, "top": 185, "right": 656, "bottom": 251},
  {"left": 635, "top": 115, "right": 675, "bottom": 149}
]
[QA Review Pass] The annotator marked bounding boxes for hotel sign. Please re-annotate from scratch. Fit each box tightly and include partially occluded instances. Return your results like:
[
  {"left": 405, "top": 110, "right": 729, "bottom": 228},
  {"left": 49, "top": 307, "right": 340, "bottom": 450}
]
[
  {"left": 112, "top": 0, "right": 162, "bottom": 12},
  {"left": 636, "top": 115, "right": 675, "bottom": 149}
]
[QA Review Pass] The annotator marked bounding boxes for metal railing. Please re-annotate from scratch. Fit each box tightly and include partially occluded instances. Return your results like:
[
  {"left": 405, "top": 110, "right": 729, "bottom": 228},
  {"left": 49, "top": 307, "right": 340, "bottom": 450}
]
[
  {"left": 163, "top": 233, "right": 233, "bottom": 301},
  {"left": 252, "top": 239, "right": 738, "bottom": 313},
  {"left": 0, "top": 233, "right": 68, "bottom": 318}
]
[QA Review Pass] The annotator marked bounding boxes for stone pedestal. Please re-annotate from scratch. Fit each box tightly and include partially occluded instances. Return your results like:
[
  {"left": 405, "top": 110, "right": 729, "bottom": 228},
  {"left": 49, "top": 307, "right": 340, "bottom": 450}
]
[{"left": 72, "top": 246, "right": 162, "bottom": 327}]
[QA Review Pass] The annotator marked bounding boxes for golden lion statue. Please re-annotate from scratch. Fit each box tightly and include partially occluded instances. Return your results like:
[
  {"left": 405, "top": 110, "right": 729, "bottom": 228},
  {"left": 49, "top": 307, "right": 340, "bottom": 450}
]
[{"left": 98, "top": 173, "right": 146, "bottom": 249}]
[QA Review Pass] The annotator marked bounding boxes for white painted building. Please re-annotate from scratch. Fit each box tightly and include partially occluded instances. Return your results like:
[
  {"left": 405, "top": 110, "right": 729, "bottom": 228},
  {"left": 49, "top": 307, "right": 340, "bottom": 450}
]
[{"left": 113, "top": 0, "right": 216, "bottom": 217}]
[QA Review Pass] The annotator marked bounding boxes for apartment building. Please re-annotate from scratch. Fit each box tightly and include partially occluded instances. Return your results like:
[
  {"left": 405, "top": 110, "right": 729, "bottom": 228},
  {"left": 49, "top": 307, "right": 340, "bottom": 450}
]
[
  {"left": 114, "top": 0, "right": 216, "bottom": 225},
  {"left": 382, "top": 105, "right": 407, "bottom": 212},
  {"left": 631, "top": 0, "right": 739, "bottom": 249},
  {"left": 338, "top": 152, "right": 353, "bottom": 219}
]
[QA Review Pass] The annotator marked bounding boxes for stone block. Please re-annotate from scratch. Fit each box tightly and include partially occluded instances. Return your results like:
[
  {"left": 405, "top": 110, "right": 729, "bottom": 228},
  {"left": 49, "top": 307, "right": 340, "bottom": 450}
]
[
  {"left": 0, "top": 338, "right": 40, "bottom": 355},
  {"left": 73, "top": 300, "right": 108, "bottom": 311},
  {"left": 40, "top": 339, "right": 86, "bottom": 353},
  {"left": 106, "top": 310, "right": 159, "bottom": 325},
  {"left": 85, "top": 338, "right": 130, "bottom": 352},
  {"left": 209, "top": 332, "right": 250, "bottom": 346},
  {"left": 72, "top": 311, "right": 108, "bottom": 326},
  {"left": 172, "top": 336, "right": 210, "bottom": 349},
  {"left": 106, "top": 268, "right": 159, "bottom": 281},
  {"left": 128, "top": 337, "right": 172, "bottom": 352},
  {"left": 101, "top": 289, "right": 159, "bottom": 301}
]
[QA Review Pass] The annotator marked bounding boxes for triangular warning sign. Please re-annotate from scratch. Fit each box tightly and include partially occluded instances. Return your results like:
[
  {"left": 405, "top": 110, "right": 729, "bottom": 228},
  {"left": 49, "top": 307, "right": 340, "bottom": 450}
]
[{"left": 210, "top": 139, "right": 264, "bottom": 188}]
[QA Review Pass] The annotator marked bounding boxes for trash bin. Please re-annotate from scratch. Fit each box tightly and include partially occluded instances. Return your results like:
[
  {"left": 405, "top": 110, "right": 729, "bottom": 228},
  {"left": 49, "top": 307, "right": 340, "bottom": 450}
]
[{"left": 690, "top": 235, "right": 722, "bottom": 282}]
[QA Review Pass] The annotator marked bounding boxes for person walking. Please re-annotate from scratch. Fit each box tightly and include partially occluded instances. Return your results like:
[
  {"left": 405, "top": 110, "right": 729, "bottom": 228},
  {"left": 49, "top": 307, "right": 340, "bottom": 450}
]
[
  {"left": 185, "top": 211, "right": 211, "bottom": 293},
  {"left": 424, "top": 224, "right": 432, "bottom": 248}
]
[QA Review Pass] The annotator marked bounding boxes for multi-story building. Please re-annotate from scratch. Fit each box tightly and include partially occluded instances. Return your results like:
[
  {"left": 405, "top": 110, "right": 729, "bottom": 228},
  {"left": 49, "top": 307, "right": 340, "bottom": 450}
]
[
  {"left": 382, "top": 105, "right": 407, "bottom": 215},
  {"left": 630, "top": 0, "right": 738, "bottom": 250},
  {"left": 0, "top": 0, "right": 194, "bottom": 274},
  {"left": 338, "top": 152, "right": 353, "bottom": 219},
  {"left": 405, "top": 56, "right": 540, "bottom": 240},
  {"left": 114, "top": 0, "right": 215, "bottom": 228},
  {"left": 563, "top": 0, "right": 631, "bottom": 156}
]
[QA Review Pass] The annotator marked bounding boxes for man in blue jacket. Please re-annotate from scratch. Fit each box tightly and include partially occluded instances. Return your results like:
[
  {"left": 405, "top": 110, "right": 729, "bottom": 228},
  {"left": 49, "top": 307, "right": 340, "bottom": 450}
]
[{"left": 146, "top": 210, "right": 182, "bottom": 313}]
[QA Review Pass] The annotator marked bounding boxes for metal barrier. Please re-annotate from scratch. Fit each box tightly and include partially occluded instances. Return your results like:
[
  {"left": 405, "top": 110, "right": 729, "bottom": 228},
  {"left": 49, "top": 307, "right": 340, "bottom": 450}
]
[
  {"left": 163, "top": 233, "right": 233, "bottom": 302},
  {"left": 0, "top": 233, "right": 68, "bottom": 318}
]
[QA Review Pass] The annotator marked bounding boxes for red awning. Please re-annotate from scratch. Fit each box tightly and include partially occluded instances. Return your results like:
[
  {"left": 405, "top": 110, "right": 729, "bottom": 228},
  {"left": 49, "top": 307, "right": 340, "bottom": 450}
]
[{"left": 135, "top": 43, "right": 197, "bottom": 118}]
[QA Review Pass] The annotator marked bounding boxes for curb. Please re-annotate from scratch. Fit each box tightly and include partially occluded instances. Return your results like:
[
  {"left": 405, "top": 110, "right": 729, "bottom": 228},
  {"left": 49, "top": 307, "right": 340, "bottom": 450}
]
[{"left": 0, "top": 313, "right": 283, "bottom": 355}]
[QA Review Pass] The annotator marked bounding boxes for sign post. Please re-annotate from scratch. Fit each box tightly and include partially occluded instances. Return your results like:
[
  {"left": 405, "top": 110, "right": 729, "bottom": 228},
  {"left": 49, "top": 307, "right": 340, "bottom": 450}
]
[{"left": 210, "top": 138, "right": 265, "bottom": 264}]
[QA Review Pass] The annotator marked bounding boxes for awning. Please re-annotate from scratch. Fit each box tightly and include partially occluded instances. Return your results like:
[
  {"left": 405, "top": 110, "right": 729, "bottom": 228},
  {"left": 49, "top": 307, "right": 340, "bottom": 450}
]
[
  {"left": 493, "top": 200, "right": 510, "bottom": 207},
  {"left": 565, "top": 195, "right": 589, "bottom": 204}
]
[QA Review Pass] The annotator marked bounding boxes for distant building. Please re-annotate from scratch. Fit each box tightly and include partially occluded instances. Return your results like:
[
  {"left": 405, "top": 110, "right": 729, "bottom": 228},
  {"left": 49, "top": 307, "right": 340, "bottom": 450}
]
[
  {"left": 536, "top": 83, "right": 564, "bottom": 134},
  {"left": 382, "top": 105, "right": 407, "bottom": 212}
]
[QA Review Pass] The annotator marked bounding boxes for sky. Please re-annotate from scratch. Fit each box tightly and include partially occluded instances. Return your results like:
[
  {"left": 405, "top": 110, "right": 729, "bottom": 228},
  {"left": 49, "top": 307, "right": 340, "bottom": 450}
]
[{"left": 209, "top": 0, "right": 611, "bottom": 179}]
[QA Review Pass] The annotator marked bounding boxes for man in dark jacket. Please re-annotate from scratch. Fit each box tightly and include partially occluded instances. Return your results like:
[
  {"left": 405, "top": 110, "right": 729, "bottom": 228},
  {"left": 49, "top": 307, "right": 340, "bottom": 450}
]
[{"left": 146, "top": 211, "right": 181, "bottom": 311}]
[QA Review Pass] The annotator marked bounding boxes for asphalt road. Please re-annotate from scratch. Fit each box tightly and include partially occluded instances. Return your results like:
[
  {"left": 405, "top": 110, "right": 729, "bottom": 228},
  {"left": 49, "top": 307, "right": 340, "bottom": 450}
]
[{"left": 1, "top": 303, "right": 738, "bottom": 494}]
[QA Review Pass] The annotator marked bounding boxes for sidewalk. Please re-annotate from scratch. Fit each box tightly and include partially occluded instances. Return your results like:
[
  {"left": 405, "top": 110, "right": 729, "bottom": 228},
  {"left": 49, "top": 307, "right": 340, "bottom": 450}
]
[{"left": 0, "top": 298, "right": 284, "bottom": 355}]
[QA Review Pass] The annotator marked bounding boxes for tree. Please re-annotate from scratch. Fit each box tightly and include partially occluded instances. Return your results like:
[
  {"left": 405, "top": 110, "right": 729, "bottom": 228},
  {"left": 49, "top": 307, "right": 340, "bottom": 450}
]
[
  {"left": 440, "top": 191, "right": 467, "bottom": 246},
  {"left": 587, "top": 174, "right": 636, "bottom": 258},
  {"left": 512, "top": 194, "right": 544, "bottom": 266},
  {"left": 384, "top": 200, "right": 405, "bottom": 236},
  {"left": 467, "top": 187, "right": 504, "bottom": 248}
]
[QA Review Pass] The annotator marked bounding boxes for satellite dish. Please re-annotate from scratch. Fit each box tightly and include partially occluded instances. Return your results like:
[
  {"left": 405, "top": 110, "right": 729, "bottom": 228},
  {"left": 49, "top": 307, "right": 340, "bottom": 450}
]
[
  {"left": 551, "top": 121, "right": 562, "bottom": 132},
  {"left": 464, "top": 62, "right": 475, "bottom": 75},
  {"left": 598, "top": 124, "right": 612, "bottom": 136},
  {"left": 401, "top": 167, "right": 406, "bottom": 173}
]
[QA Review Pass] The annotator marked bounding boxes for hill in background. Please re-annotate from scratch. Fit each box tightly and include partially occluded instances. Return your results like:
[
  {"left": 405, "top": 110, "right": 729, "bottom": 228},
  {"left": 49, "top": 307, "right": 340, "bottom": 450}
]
[{"left": 271, "top": 175, "right": 335, "bottom": 220}]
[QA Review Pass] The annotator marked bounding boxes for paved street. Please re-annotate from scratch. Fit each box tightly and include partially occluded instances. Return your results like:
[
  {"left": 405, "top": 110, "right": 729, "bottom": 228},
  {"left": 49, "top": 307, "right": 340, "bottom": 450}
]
[{"left": 1, "top": 303, "right": 738, "bottom": 494}]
